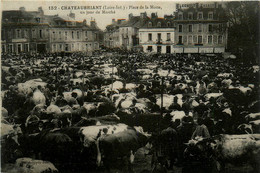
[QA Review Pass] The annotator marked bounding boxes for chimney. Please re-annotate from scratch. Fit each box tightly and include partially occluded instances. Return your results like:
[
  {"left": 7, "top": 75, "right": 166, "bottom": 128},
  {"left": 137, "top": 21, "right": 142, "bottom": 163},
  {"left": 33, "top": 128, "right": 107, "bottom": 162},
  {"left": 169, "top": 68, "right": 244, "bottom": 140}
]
[
  {"left": 112, "top": 18, "right": 116, "bottom": 24},
  {"left": 69, "top": 11, "right": 75, "bottom": 20},
  {"left": 129, "top": 13, "right": 133, "bottom": 20},
  {"left": 151, "top": 13, "right": 157, "bottom": 19},
  {"left": 176, "top": 4, "right": 179, "bottom": 10},
  {"left": 90, "top": 20, "right": 96, "bottom": 27},
  {"left": 19, "top": 7, "right": 26, "bottom": 12},
  {"left": 83, "top": 19, "right": 87, "bottom": 25},
  {"left": 38, "top": 7, "right": 44, "bottom": 15},
  {"left": 140, "top": 12, "right": 147, "bottom": 19}
]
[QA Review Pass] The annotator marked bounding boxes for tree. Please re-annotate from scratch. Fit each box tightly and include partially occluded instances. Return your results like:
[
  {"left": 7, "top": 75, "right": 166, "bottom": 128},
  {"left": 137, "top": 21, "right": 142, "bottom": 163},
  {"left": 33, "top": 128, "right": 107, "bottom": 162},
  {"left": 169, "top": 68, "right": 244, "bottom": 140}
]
[{"left": 224, "top": 1, "right": 259, "bottom": 64}]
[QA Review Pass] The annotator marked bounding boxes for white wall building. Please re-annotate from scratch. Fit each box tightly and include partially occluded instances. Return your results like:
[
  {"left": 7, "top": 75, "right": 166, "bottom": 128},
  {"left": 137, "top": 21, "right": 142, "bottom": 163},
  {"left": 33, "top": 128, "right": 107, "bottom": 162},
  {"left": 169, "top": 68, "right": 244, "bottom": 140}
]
[{"left": 139, "top": 28, "right": 175, "bottom": 53}]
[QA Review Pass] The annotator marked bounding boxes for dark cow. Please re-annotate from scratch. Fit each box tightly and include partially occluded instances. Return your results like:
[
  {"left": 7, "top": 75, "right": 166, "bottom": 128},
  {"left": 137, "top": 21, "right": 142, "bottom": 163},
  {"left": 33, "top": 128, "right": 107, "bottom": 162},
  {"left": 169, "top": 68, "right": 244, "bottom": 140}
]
[
  {"left": 97, "top": 128, "right": 150, "bottom": 172},
  {"left": 21, "top": 129, "right": 74, "bottom": 170}
]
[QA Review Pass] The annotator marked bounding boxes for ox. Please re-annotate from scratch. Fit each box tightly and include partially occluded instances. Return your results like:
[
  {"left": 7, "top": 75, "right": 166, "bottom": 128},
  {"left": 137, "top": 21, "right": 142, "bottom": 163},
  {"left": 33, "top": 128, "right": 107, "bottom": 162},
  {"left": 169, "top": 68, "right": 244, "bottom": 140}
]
[
  {"left": 97, "top": 128, "right": 150, "bottom": 172},
  {"left": 185, "top": 134, "right": 260, "bottom": 172}
]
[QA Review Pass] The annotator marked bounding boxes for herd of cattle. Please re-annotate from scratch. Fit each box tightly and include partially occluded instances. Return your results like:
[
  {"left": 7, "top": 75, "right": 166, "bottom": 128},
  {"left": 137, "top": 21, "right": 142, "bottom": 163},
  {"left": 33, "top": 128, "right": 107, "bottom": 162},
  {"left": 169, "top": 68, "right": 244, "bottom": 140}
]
[{"left": 1, "top": 51, "right": 260, "bottom": 173}]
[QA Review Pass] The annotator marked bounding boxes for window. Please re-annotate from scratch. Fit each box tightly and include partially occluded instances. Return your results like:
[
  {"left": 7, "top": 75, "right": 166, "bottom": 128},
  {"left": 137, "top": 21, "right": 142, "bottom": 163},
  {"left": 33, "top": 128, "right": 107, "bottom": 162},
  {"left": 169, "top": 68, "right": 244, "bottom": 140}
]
[
  {"left": 32, "top": 29, "right": 36, "bottom": 38},
  {"left": 39, "top": 30, "right": 43, "bottom": 38},
  {"left": 59, "top": 44, "right": 62, "bottom": 51},
  {"left": 188, "top": 25, "right": 193, "bottom": 32},
  {"left": 59, "top": 32, "right": 62, "bottom": 39},
  {"left": 178, "top": 25, "right": 183, "bottom": 32},
  {"left": 148, "top": 22, "right": 152, "bottom": 27},
  {"left": 188, "top": 35, "right": 192, "bottom": 44},
  {"left": 148, "top": 33, "right": 152, "bottom": 41},
  {"left": 208, "top": 24, "right": 213, "bottom": 32},
  {"left": 198, "top": 12, "right": 203, "bottom": 19},
  {"left": 53, "top": 44, "right": 56, "bottom": 51},
  {"left": 167, "top": 22, "right": 171, "bottom": 27},
  {"left": 178, "top": 36, "right": 183, "bottom": 44},
  {"left": 77, "top": 31, "right": 80, "bottom": 39},
  {"left": 53, "top": 32, "right": 56, "bottom": 40},
  {"left": 208, "top": 12, "right": 213, "bottom": 20},
  {"left": 193, "top": 35, "right": 197, "bottom": 43},
  {"left": 35, "top": 17, "right": 41, "bottom": 23},
  {"left": 198, "top": 35, "right": 202, "bottom": 44},
  {"left": 65, "top": 32, "right": 68, "bottom": 40},
  {"left": 24, "top": 30, "right": 28, "bottom": 38},
  {"left": 157, "top": 33, "right": 161, "bottom": 41},
  {"left": 157, "top": 22, "right": 161, "bottom": 27},
  {"left": 65, "top": 44, "right": 69, "bottom": 51},
  {"left": 167, "top": 33, "right": 171, "bottom": 41},
  {"left": 7, "top": 30, "right": 11, "bottom": 39},
  {"left": 198, "top": 24, "right": 202, "bottom": 32},
  {"left": 24, "top": 44, "right": 29, "bottom": 52},
  {"left": 17, "top": 44, "right": 22, "bottom": 53},
  {"left": 148, "top": 46, "right": 153, "bottom": 52},
  {"left": 188, "top": 12, "right": 193, "bottom": 20},
  {"left": 218, "top": 35, "right": 223, "bottom": 44},
  {"left": 1, "top": 44, "right": 5, "bottom": 53},
  {"left": 85, "top": 31, "right": 88, "bottom": 38},
  {"left": 72, "top": 44, "right": 74, "bottom": 51},
  {"left": 157, "top": 46, "right": 162, "bottom": 53},
  {"left": 16, "top": 30, "right": 21, "bottom": 38},
  {"left": 72, "top": 31, "right": 74, "bottom": 39},
  {"left": 219, "top": 24, "right": 223, "bottom": 32},
  {"left": 208, "top": 35, "right": 213, "bottom": 44},
  {"left": 178, "top": 13, "right": 183, "bottom": 20},
  {"left": 9, "top": 44, "right": 13, "bottom": 53}
]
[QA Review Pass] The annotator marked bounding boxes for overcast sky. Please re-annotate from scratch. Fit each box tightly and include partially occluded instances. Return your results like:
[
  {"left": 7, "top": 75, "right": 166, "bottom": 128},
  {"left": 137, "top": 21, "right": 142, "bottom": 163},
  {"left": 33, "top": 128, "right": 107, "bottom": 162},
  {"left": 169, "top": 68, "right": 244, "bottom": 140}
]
[{"left": 1, "top": 1, "right": 180, "bottom": 30}]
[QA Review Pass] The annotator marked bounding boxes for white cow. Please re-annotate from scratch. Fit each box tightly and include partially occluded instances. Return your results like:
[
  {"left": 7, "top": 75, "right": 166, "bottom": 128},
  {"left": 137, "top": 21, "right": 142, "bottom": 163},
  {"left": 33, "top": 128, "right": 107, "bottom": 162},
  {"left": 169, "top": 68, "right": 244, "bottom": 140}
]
[
  {"left": 14, "top": 158, "right": 58, "bottom": 173},
  {"left": 245, "top": 113, "right": 260, "bottom": 121},
  {"left": 79, "top": 123, "right": 129, "bottom": 147},
  {"left": 32, "top": 89, "right": 46, "bottom": 106}
]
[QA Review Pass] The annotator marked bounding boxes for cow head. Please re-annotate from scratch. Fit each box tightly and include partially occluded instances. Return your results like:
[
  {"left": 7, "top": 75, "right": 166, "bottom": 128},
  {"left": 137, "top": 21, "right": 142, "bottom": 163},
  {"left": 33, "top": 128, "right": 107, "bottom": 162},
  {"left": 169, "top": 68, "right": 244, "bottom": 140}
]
[
  {"left": 184, "top": 137, "right": 218, "bottom": 161},
  {"left": 6, "top": 124, "right": 23, "bottom": 146}
]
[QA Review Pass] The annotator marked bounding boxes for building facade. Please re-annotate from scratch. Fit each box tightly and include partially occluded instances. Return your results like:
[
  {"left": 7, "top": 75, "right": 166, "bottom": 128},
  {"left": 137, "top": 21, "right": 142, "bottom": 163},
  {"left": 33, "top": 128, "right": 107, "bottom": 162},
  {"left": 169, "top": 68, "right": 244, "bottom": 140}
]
[
  {"left": 104, "top": 2, "right": 228, "bottom": 54},
  {"left": 1, "top": 7, "right": 101, "bottom": 54},
  {"left": 138, "top": 13, "right": 175, "bottom": 53},
  {"left": 173, "top": 2, "right": 228, "bottom": 53},
  {"left": 104, "top": 17, "right": 139, "bottom": 51}
]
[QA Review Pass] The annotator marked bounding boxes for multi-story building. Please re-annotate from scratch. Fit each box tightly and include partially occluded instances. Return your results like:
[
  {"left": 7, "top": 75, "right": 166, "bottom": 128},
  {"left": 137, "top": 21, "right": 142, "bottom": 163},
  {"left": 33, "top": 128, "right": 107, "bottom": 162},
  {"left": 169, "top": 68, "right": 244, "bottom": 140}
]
[
  {"left": 104, "top": 2, "right": 228, "bottom": 54},
  {"left": 103, "top": 19, "right": 120, "bottom": 49},
  {"left": 173, "top": 2, "right": 228, "bottom": 53},
  {"left": 139, "top": 13, "right": 175, "bottom": 53},
  {"left": 104, "top": 14, "right": 142, "bottom": 51},
  {"left": 1, "top": 7, "right": 101, "bottom": 54}
]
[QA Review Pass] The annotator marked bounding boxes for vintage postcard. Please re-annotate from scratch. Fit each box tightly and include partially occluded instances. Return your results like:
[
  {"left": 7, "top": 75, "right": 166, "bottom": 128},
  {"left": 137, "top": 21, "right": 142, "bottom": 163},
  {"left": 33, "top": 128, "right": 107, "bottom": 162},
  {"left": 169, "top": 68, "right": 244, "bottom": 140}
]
[{"left": 1, "top": 0, "right": 259, "bottom": 172}]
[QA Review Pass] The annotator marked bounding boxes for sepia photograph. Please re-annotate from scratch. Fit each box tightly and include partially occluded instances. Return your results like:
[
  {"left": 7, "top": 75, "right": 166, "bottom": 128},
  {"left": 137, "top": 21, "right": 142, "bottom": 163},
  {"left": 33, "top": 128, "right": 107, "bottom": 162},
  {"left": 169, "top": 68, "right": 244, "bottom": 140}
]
[{"left": 0, "top": 0, "right": 259, "bottom": 172}]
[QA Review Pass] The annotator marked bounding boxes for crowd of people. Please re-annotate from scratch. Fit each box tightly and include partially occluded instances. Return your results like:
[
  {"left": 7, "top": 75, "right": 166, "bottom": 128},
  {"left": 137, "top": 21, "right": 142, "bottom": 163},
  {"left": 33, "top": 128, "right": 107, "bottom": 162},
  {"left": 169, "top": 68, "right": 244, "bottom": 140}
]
[{"left": 1, "top": 49, "right": 260, "bottom": 172}]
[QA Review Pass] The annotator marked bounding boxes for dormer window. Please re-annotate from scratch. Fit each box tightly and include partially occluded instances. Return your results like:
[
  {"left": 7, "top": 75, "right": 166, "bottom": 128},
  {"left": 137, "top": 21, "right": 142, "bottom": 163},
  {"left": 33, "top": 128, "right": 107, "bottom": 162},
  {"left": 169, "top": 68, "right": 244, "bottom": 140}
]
[
  {"left": 157, "top": 22, "right": 161, "bottom": 27},
  {"left": 148, "top": 22, "right": 152, "bottom": 27},
  {"left": 35, "top": 17, "right": 41, "bottom": 23}
]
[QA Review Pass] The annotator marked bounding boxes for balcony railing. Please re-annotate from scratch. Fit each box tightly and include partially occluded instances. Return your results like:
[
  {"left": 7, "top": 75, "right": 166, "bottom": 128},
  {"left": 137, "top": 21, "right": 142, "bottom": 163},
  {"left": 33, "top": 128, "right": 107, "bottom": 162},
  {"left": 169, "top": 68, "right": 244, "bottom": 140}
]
[{"left": 156, "top": 39, "right": 162, "bottom": 44}]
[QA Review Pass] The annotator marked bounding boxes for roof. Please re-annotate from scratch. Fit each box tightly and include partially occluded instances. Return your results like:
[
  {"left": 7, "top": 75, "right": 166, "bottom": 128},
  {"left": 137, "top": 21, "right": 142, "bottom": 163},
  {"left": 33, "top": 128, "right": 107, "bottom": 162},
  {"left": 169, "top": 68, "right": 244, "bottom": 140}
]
[
  {"left": 2, "top": 8, "right": 100, "bottom": 31},
  {"left": 105, "top": 14, "right": 175, "bottom": 32}
]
